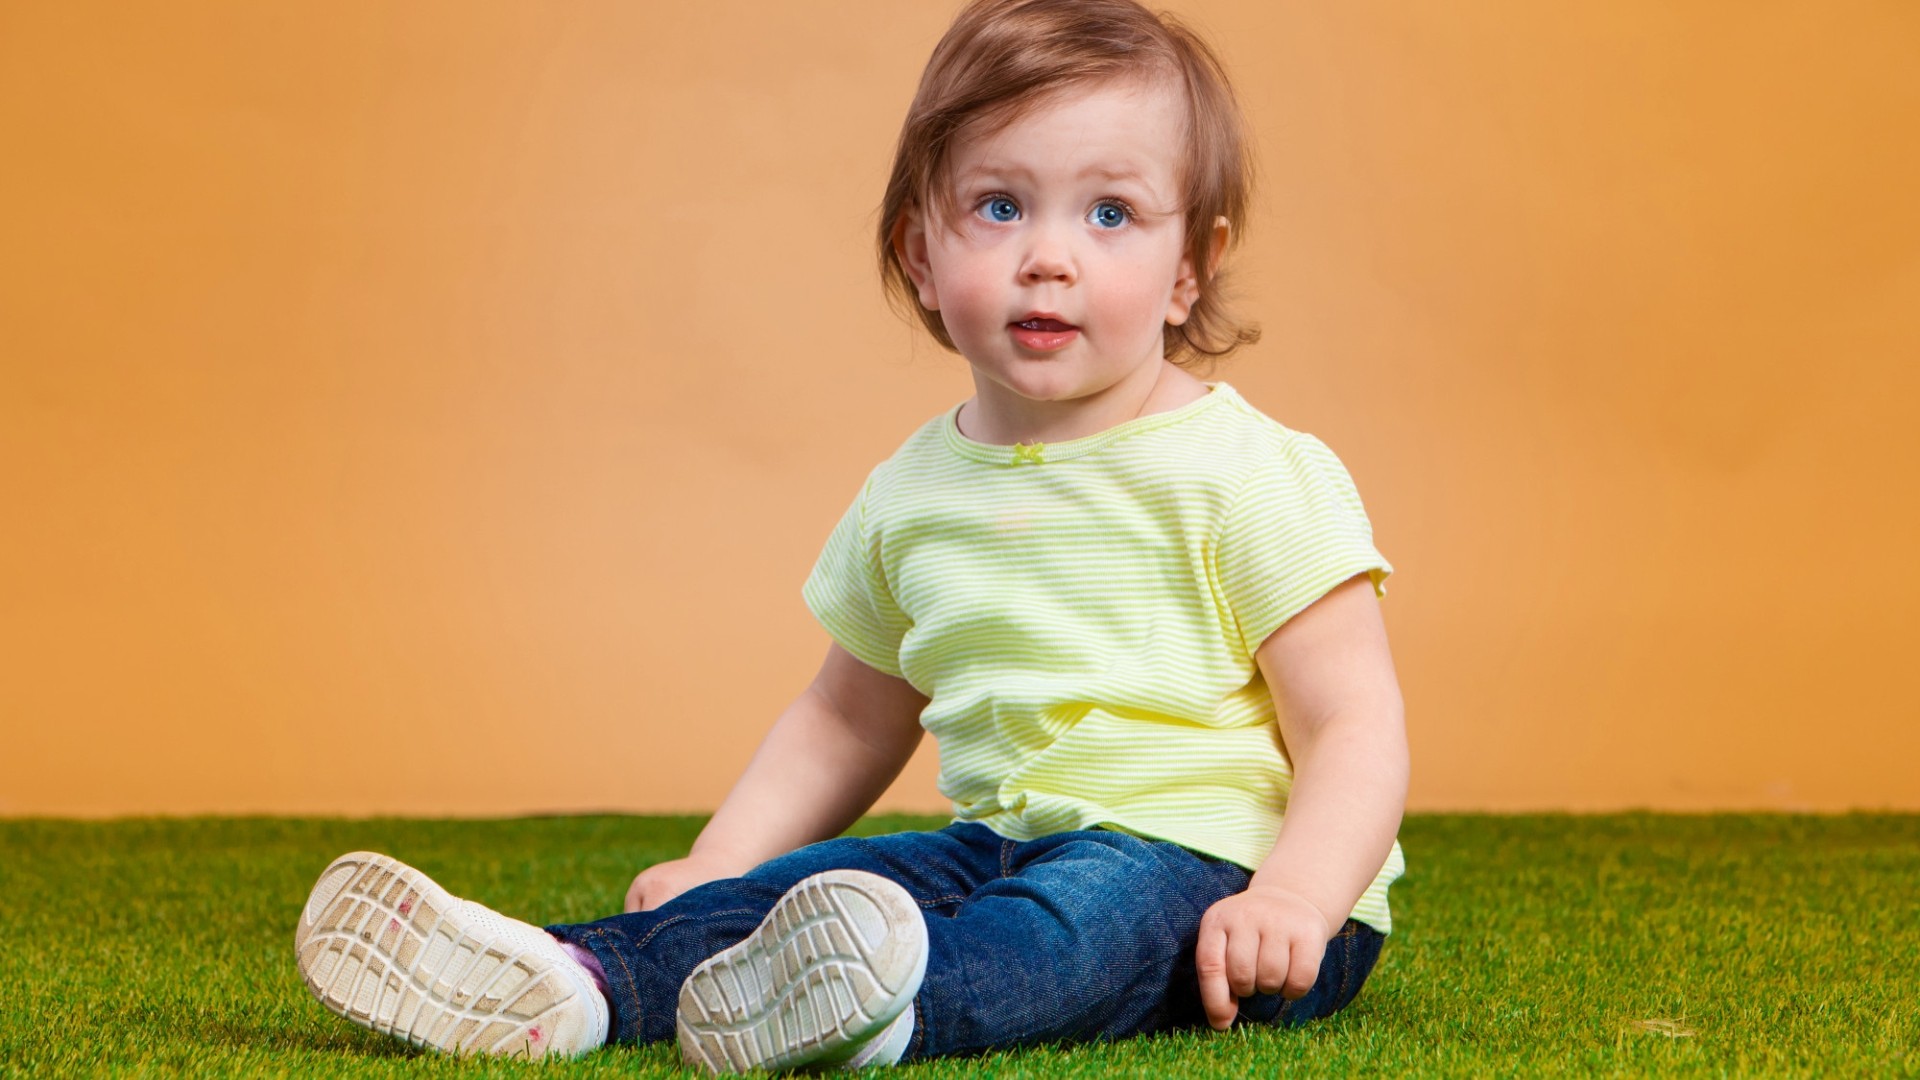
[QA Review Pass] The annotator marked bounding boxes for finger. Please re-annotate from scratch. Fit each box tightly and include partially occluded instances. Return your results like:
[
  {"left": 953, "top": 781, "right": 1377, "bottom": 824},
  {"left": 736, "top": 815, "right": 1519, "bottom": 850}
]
[
  {"left": 1195, "top": 923, "right": 1235, "bottom": 1031},
  {"left": 1254, "top": 929, "right": 1291, "bottom": 997},
  {"left": 1283, "top": 933, "right": 1328, "bottom": 1000},
  {"left": 1223, "top": 924, "right": 1262, "bottom": 1000}
]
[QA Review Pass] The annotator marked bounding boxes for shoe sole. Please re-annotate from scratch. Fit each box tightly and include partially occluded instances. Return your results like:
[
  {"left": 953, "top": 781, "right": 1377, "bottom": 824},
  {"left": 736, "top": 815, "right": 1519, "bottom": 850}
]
[
  {"left": 293, "top": 851, "right": 601, "bottom": 1059},
  {"left": 676, "top": 869, "right": 928, "bottom": 1073}
]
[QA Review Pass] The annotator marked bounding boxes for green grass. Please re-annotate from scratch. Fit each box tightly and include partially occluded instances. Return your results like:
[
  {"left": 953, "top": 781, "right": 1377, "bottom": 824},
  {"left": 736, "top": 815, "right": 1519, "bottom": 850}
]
[{"left": 2, "top": 813, "right": 1915, "bottom": 1077}]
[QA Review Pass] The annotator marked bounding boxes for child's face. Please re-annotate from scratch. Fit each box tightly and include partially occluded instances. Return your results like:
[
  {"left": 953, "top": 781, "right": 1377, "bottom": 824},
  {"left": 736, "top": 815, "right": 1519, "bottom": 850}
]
[{"left": 896, "top": 77, "right": 1211, "bottom": 417}]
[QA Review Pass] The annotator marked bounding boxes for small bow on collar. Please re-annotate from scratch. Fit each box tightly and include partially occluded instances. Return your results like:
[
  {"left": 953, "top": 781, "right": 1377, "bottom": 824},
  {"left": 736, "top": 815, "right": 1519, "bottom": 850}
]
[{"left": 1011, "top": 441, "right": 1047, "bottom": 465}]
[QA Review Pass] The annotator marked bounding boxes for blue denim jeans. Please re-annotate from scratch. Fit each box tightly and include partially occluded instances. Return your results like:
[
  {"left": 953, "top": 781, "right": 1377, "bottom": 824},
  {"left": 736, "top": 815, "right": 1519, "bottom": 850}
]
[{"left": 546, "top": 822, "right": 1385, "bottom": 1061}]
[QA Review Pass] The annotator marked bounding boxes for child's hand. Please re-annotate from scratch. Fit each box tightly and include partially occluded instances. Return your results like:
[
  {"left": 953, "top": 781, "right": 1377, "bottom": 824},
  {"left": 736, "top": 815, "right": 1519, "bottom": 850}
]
[
  {"left": 1195, "top": 884, "right": 1333, "bottom": 1030},
  {"left": 624, "top": 853, "right": 745, "bottom": 913}
]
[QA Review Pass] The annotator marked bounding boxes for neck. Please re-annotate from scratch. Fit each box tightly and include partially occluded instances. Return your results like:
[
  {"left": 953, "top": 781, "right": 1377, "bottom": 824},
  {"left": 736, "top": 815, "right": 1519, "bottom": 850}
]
[{"left": 961, "top": 361, "right": 1206, "bottom": 445}]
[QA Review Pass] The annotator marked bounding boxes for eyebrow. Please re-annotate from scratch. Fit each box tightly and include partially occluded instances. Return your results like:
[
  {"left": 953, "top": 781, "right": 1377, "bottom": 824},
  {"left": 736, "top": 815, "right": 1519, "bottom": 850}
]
[
  {"left": 954, "top": 163, "right": 1151, "bottom": 186},
  {"left": 1082, "top": 164, "right": 1147, "bottom": 183}
]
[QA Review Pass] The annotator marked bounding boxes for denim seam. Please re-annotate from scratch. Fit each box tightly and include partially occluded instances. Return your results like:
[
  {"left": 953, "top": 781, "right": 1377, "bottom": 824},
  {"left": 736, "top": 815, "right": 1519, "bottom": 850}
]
[
  {"left": 631, "top": 907, "right": 761, "bottom": 953},
  {"left": 999, "top": 839, "right": 1016, "bottom": 878},
  {"left": 902, "top": 991, "right": 925, "bottom": 1053},
  {"left": 581, "top": 927, "right": 645, "bottom": 1038},
  {"left": 908, "top": 990, "right": 928, "bottom": 1059},
  {"left": 919, "top": 893, "right": 966, "bottom": 908},
  {"left": 1333, "top": 925, "right": 1355, "bottom": 1006},
  {"left": 608, "top": 906, "right": 766, "bottom": 1043}
]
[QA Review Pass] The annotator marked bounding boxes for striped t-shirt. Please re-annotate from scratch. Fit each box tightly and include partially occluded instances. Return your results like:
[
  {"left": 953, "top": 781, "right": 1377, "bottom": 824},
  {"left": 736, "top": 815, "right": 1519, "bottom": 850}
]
[{"left": 802, "top": 381, "right": 1404, "bottom": 933}]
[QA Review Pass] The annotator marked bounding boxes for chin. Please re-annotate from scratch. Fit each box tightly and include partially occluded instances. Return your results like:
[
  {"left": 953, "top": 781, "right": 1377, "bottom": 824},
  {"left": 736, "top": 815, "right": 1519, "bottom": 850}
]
[{"left": 993, "top": 369, "right": 1085, "bottom": 403}]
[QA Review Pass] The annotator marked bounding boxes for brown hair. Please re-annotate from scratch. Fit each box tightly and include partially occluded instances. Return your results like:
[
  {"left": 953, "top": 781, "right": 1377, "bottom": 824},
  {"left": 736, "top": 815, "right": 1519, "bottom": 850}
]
[{"left": 876, "top": 0, "right": 1260, "bottom": 368}]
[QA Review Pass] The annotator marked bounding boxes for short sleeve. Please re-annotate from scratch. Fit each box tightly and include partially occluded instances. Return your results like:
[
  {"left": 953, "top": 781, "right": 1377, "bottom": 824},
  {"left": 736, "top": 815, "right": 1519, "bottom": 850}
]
[
  {"left": 1214, "top": 434, "right": 1394, "bottom": 657},
  {"left": 801, "top": 477, "right": 910, "bottom": 678}
]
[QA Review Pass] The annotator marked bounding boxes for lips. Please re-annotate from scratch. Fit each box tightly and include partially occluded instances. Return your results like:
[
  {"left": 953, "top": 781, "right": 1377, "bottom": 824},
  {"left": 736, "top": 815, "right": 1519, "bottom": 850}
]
[
  {"left": 1008, "top": 315, "right": 1080, "bottom": 352},
  {"left": 1013, "top": 317, "right": 1076, "bottom": 331}
]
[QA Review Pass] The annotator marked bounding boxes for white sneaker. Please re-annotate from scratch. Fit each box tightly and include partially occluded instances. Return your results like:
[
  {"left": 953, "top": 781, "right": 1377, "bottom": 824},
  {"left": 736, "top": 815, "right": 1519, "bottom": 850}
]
[
  {"left": 294, "top": 851, "right": 609, "bottom": 1059},
  {"left": 676, "top": 869, "right": 928, "bottom": 1074}
]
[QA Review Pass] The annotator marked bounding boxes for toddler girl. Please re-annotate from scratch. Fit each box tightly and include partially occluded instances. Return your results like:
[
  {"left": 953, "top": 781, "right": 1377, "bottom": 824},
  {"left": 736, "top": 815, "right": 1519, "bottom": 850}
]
[{"left": 293, "top": 0, "right": 1409, "bottom": 1071}]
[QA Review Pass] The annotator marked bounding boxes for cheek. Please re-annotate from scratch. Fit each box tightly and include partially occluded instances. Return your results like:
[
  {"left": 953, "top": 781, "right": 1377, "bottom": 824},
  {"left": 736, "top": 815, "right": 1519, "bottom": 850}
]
[
  {"left": 927, "top": 250, "right": 1002, "bottom": 330},
  {"left": 1095, "top": 253, "right": 1181, "bottom": 328}
]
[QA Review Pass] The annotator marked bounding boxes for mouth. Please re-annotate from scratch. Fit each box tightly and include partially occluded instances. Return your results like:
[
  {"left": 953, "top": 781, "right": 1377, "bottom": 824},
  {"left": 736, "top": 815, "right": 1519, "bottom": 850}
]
[
  {"left": 1012, "top": 316, "right": 1077, "bottom": 332},
  {"left": 1008, "top": 315, "right": 1080, "bottom": 352}
]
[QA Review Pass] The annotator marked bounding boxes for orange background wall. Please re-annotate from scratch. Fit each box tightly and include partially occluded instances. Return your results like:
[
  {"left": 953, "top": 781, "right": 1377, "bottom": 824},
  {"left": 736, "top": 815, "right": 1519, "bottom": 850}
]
[{"left": 4, "top": 2, "right": 1916, "bottom": 817}]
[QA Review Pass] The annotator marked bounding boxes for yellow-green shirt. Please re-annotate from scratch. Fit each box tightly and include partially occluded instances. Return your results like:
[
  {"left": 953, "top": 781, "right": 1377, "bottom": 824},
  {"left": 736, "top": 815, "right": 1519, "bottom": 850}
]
[{"left": 802, "top": 381, "right": 1404, "bottom": 933}]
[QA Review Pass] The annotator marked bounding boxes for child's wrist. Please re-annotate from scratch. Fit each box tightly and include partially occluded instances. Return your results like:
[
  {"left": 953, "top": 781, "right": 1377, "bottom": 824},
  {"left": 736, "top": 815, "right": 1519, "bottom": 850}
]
[
  {"left": 685, "top": 837, "right": 764, "bottom": 876},
  {"left": 1245, "top": 875, "right": 1339, "bottom": 935}
]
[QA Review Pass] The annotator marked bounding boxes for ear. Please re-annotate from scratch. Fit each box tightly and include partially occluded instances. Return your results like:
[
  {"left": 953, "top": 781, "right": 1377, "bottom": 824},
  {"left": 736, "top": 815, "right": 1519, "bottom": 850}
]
[
  {"left": 1165, "top": 216, "right": 1230, "bottom": 327},
  {"left": 893, "top": 208, "right": 941, "bottom": 312}
]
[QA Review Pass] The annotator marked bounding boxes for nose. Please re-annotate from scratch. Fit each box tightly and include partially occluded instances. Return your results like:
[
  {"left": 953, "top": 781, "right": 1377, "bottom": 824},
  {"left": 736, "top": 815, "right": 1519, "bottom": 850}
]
[{"left": 1018, "top": 220, "right": 1077, "bottom": 286}]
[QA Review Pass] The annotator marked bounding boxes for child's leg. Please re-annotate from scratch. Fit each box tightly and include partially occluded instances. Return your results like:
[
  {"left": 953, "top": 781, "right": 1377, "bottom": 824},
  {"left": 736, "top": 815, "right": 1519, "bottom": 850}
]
[
  {"left": 544, "top": 823, "right": 1004, "bottom": 1046},
  {"left": 899, "top": 828, "right": 1241, "bottom": 1059},
  {"left": 900, "top": 828, "right": 1385, "bottom": 1061}
]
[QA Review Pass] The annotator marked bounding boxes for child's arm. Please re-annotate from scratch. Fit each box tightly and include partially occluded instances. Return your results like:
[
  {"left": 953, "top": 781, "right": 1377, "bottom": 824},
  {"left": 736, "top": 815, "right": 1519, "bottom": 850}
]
[
  {"left": 1195, "top": 572, "right": 1409, "bottom": 1030},
  {"left": 624, "top": 642, "right": 930, "bottom": 912}
]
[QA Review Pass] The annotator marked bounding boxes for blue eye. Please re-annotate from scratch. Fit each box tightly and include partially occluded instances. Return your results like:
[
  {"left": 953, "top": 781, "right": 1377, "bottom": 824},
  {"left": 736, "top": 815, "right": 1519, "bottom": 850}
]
[
  {"left": 1090, "top": 201, "right": 1130, "bottom": 229},
  {"left": 981, "top": 196, "right": 1020, "bottom": 222}
]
